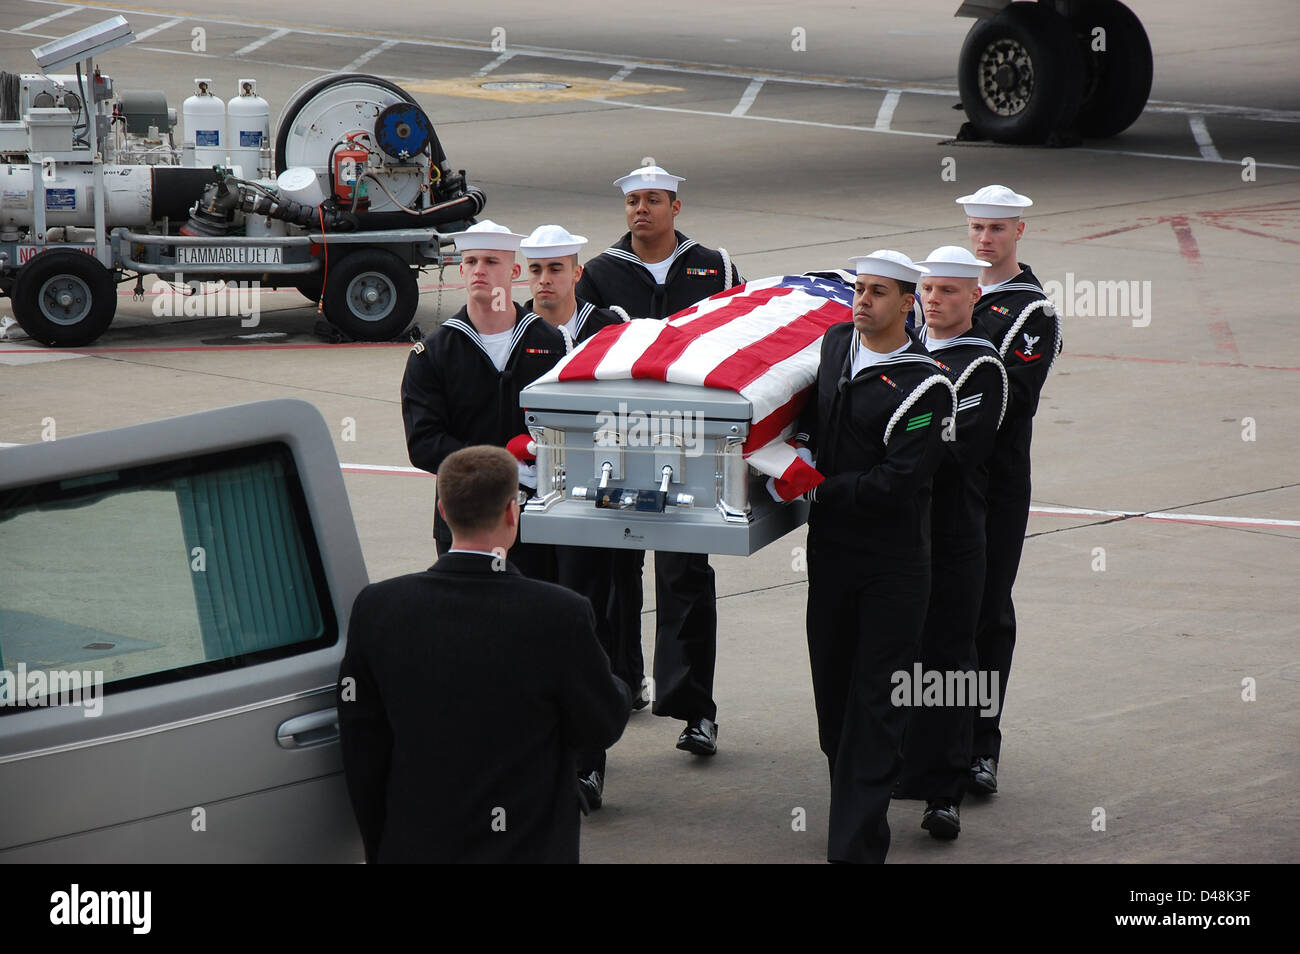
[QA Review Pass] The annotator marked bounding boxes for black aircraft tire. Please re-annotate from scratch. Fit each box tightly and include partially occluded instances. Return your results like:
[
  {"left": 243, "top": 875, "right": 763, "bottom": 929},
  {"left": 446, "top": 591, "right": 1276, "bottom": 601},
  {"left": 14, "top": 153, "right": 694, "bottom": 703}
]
[
  {"left": 958, "top": 1, "right": 1087, "bottom": 144},
  {"left": 1071, "top": 0, "right": 1153, "bottom": 138}
]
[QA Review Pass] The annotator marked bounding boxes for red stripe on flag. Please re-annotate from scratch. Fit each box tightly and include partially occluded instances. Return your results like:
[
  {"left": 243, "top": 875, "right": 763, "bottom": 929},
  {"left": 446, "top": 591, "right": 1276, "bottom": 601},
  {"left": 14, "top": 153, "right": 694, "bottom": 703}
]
[
  {"left": 557, "top": 320, "right": 634, "bottom": 381},
  {"left": 777, "top": 454, "right": 825, "bottom": 496},
  {"left": 703, "top": 300, "right": 849, "bottom": 390},
  {"left": 743, "top": 387, "right": 811, "bottom": 453},
  {"left": 631, "top": 287, "right": 794, "bottom": 379},
  {"left": 673, "top": 282, "right": 756, "bottom": 321}
]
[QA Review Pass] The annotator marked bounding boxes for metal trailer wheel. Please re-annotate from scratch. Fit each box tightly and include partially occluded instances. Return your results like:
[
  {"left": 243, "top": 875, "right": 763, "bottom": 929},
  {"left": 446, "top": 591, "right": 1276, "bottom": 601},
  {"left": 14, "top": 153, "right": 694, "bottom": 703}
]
[
  {"left": 1070, "top": 0, "right": 1153, "bottom": 138},
  {"left": 10, "top": 250, "right": 117, "bottom": 347},
  {"left": 958, "top": 1, "right": 1087, "bottom": 144},
  {"left": 321, "top": 249, "right": 418, "bottom": 341}
]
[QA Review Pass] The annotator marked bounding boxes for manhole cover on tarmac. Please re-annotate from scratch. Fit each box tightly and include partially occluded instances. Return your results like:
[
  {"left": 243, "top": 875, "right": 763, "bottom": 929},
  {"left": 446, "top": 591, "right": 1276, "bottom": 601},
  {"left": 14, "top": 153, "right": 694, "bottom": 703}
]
[{"left": 480, "top": 80, "right": 571, "bottom": 91}]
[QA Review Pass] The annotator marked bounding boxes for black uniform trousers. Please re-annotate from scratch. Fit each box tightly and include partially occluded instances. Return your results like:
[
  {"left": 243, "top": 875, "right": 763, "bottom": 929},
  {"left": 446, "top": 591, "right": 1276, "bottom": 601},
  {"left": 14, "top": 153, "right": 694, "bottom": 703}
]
[
  {"left": 607, "top": 548, "right": 648, "bottom": 694},
  {"left": 898, "top": 545, "right": 985, "bottom": 803},
  {"left": 807, "top": 541, "right": 930, "bottom": 864},
  {"left": 970, "top": 483, "right": 1030, "bottom": 761},
  {"left": 611, "top": 549, "right": 716, "bottom": 722},
  {"left": 650, "top": 549, "right": 718, "bottom": 723},
  {"left": 557, "top": 544, "right": 617, "bottom": 779}
]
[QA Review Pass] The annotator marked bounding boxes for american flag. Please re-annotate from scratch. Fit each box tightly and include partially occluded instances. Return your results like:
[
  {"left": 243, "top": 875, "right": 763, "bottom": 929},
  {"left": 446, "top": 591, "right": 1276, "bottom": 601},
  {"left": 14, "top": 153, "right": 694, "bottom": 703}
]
[{"left": 530, "top": 273, "right": 855, "bottom": 495}]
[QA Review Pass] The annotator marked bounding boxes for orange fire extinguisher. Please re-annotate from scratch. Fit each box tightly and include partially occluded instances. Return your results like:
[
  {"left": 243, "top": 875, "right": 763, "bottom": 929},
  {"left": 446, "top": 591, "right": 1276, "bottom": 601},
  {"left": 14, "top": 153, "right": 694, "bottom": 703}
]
[{"left": 333, "top": 135, "right": 370, "bottom": 209}]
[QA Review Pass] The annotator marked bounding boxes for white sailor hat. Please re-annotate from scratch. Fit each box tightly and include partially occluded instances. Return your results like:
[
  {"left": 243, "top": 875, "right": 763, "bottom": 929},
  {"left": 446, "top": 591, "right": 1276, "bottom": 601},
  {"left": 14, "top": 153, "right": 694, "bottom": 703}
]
[
  {"left": 956, "top": 184, "right": 1033, "bottom": 219},
  {"left": 848, "top": 249, "right": 929, "bottom": 283},
  {"left": 519, "top": 224, "right": 589, "bottom": 258},
  {"left": 613, "top": 165, "right": 685, "bottom": 195},
  {"left": 916, "top": 245, "right": 991, "bottom": 279},
  {"left": 449, "top": 219, "right": 525, "bottom": 252}
]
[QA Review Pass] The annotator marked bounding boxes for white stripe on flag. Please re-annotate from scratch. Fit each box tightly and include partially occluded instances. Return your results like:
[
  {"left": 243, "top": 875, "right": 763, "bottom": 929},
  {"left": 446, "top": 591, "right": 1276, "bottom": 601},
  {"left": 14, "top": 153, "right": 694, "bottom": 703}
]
[
  {"left": 595, "top": 320, "right": 666, "bottom": 378},
  {"left": 745, "top": 341, "right": 822, "bottom": 420}
]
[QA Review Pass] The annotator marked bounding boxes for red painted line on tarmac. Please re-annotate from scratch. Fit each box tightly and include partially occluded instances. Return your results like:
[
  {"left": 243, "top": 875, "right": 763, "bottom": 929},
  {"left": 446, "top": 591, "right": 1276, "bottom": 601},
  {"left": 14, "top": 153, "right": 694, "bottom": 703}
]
[
  {"left": 1199, "top": 221, "right": 1300, "bottom": 246},
  {"left": 1062, "top": 352, "right": 1300, "bottom": 371},
  {"left": 341, "top": 464, "right": 432, "bottom": 477},
  {"left": 0, "top": 342, "right": 410, "bottom": 354},
  {"left": 1168, "top": 215, "right": 1201, "bottom": 264},
  {"left": 1167, "top": 215, "right": 1241, "bottom": 361},
  {"left": 7, "top": 346, "right": 1296, "bottom": 368},
  {"left": 114, "top": 283, "right": 467, "bottom": 297},
  {"left": 1067, "top": 220, "right": 1154, "bottom": 243}
]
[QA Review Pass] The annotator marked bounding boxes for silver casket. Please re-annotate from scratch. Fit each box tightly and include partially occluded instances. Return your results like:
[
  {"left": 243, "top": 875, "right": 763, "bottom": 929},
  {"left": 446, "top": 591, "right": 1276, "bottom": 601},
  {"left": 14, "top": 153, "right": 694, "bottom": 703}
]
[{"left": 518, "top": 377, "right": 808, "bottom": 556}]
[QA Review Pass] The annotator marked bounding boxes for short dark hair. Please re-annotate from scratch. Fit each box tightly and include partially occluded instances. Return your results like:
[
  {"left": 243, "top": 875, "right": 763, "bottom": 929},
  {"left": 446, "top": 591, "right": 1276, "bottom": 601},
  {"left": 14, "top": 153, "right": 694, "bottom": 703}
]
[
  {"left": 626, "top": 189, "right": 676, "bottom": 203},
  {"left": 437, "top": 445, "right": 518, "bottom": 535},
  {"left": 894, "top": 280, "right": 916, "bottom": 297}
]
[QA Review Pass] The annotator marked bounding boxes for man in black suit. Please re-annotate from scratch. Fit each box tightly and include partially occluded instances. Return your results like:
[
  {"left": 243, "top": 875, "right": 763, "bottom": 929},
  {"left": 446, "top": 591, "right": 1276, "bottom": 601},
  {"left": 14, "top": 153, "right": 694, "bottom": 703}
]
[{"left": 337, "top": 445, "right": 631, "bottom": 863}]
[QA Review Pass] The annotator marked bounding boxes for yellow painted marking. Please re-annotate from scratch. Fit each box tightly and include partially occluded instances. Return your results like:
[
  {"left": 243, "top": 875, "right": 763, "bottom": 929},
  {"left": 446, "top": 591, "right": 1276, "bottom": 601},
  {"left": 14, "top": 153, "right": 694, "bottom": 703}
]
[{"left": 403, "top": 73, "right": 681, "bottom": 104}]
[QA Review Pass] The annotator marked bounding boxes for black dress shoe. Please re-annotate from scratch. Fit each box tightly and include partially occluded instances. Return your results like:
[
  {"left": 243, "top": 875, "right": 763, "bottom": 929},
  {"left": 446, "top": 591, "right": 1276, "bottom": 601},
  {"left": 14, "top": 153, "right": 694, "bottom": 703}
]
[
  {"left": 676, "top": 717, "right": 718, "bottom": 756},
  {"left": 576, "top": 769, "right": 604, "bottom": 815},
  {"left": 968, "top": 756, "right": 998, "bottom": 796},
  {"left": 630, "top": 677, "right": 651, "bottom": 712},
  {"left": 921, "top": 800, "right": 960, "bottom": 839}
]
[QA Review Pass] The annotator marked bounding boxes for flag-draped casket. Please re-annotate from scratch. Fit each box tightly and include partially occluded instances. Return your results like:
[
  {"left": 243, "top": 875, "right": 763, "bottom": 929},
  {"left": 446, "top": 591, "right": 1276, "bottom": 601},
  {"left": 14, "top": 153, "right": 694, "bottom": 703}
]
[{"left": 519, "top": 272, "right": 852, "bottom": 555}]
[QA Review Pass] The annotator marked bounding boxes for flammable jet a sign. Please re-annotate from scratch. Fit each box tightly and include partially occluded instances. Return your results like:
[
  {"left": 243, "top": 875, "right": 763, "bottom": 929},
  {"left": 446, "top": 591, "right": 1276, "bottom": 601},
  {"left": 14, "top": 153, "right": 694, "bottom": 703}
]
[{"left": 173, "top": 246, "right": 284, "bottom": 266}]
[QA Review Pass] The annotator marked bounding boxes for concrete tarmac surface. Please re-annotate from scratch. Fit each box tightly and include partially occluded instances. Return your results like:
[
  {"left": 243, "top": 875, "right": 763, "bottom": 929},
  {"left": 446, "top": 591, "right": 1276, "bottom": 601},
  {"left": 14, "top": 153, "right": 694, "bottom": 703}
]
[{"left": 1, "top": 0, "right": 1296, "bottom": 864}]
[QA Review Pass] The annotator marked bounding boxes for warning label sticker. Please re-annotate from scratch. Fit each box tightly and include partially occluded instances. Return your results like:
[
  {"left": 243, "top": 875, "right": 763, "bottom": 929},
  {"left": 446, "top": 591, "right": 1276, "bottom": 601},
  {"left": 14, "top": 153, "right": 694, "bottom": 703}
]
[
  {"left": 174, "top": 245, "right": 284, "bottom": 266},
  {"left": 45, "top": 189, "right": 76, "bottom": 212}
]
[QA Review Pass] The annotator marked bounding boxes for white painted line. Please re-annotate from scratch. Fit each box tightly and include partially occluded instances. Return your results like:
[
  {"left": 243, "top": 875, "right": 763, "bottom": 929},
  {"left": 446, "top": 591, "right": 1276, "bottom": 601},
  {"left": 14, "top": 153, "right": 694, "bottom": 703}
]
[
  {"left": 341, "top": 462, "right": 430, "bottom": 476},
  {"left": 133, "top": 17, "right": 183, "bottom": 42},
  {"left": 1, "top": 445, "right": 1288, "bottom": 526},
  {"left": 23, "top": 2, "right": 1299, "bottom": 124},
  {"left": 10, "top": 2, "right": 955, "bottom": 96},
  {"left": 14, "top": 4, "right": 82, "bottom": 33},
  {"left": 591, "top": 98, "right": 1297, "bottom": 168},
  {"left": 587, "top": 97, "right": 946, "bottom": 140},
  {"left": 1146, "top": 100, "right": 1300, "bottom": 124},
  {"left": 1187, "top": 114, "right": 1222, "bottom": 161},
  {"left": 342, "top": 38, "right": 399, "bottom": 73},
  {"left": 1145, "top": 511, "right": 1300, "bottom": 529},
  {"left": 1033, "top": 505, "right": 1127, "bottom": 518},
  {"left": 234, "top": 27, "right": 290, "bottom": 58},
  {"left": 1074, "top": 145, "right": 1299, "bottom": 171},
  {"left": 1030, "top": 505, "right": 1300, "bottom": 529},
  {"left": 873, "top": 89, "right": 902, "bottom": 131},
  {"left": 474, "top": 49, "right": 519, "bottom": 77},
  {"left": 609, "top": 64, "right": 636, "bottom": 82},
  {"left": 331, "top": 466, "right": 1300, "bottom": 530},
  {"left": 133, "top": 43, "right": 331, "bottom": 72},
  {"left": 731, "top": 78, "right": 766, "bottom": 117}
]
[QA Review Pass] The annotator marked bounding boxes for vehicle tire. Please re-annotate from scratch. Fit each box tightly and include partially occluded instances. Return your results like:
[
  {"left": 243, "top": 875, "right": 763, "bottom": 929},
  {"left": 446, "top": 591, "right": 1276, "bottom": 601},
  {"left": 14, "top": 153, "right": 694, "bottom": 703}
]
[
  {"left": 1070, "top": 0, "right": 1152, "bottom": 138},
  {"left": 10, "top": 250, "right": 117, "bottom": 347},
  {"left": 320, "top": 249, "right": 418, "bottom": 341},
  {"left": 958, "top": 1, "right": 1087, "bottom": 144}
]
